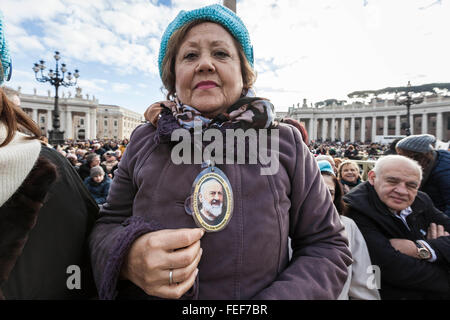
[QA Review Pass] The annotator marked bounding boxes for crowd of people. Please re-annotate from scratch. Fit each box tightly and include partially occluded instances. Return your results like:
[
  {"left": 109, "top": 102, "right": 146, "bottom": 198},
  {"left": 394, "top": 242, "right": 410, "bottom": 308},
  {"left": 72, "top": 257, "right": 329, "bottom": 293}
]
[
  {"left": 50, "top": 139, "right": 128, "bottom": 205},
  {"left": 1, "top": 5, "right": 450, "bottom": 301}
]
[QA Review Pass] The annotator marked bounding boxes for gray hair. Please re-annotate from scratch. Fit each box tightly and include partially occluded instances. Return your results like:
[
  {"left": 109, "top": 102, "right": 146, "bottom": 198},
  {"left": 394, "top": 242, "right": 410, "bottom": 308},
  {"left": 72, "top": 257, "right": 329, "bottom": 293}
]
[
  {"left": 316, "top": 155, "right": 334, "bottom": 164},
  {"left": 372, "top": 155, "right": 423, "bottom": 181}
]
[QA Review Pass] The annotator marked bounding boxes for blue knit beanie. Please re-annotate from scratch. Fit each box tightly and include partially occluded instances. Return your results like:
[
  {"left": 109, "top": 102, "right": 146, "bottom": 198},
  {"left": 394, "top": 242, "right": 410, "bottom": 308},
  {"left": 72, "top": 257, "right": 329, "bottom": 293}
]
[
  {"left": 158, "top": 4, "right": 254, "bottom": 78},
  {"left": 0, "top": 11, "right": 12, "bottom": 84},
  {"left": 318, "top": 160, "right": 336, "bottom": 176},
  {"left": 396, "top": 134, "right": 436, "bottom": 153}
]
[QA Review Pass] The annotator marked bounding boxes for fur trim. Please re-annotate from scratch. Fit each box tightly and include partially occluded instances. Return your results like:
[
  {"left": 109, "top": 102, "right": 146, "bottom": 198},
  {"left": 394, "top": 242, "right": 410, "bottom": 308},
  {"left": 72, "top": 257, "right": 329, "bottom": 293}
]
[{"left": 0, "top": 156, "right": 57, "bottom": 299}]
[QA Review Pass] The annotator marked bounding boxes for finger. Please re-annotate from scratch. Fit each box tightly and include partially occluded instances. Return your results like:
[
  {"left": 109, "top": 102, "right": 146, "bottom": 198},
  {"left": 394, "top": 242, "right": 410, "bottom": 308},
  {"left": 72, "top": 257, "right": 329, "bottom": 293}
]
[
  {"left": 429, "top": 223, "right": 437, "bottom": 239},
  {"left": 436, "top": 224, "right": 445, "bottom": 237},
  {"left": 444, "top": 231, "right": 450, "bottom": 236},
  {"left": 170, "top": 248, "right": 203, "bottom": 284},
  {"left": 149, "top": 228, "right": 204, "bottom": 251},
  {"left": 158, "top": 268, "right": 199, "bottom": 300},
  {"left": 165, "top": 240, "right": 202, "bottom": 269}
]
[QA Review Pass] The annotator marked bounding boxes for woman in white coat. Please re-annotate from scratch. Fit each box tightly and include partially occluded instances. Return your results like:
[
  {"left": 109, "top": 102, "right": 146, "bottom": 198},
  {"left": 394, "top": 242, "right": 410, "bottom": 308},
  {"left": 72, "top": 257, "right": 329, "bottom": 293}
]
[{"left": 318, "top": 160, "right": 381, "bottom": 300}]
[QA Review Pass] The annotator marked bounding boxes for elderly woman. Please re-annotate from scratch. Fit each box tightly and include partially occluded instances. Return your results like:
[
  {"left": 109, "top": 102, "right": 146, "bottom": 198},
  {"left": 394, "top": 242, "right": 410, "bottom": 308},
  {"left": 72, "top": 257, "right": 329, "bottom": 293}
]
[
  {"left": 0, "top": 11, "right": 98, "bottom": 299},
  {"left": 89, "top": 4, "right": 351, "bottom": 300},
  {"left": 338, "top": 160, "right": 363, "bottom": 194}
]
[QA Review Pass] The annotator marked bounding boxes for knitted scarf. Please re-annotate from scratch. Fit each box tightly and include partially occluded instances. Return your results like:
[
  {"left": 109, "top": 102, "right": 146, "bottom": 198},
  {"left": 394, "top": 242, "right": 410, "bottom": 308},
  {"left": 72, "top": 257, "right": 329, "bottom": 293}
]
[{"left": 0, "top": 122, "right": 41, "bottom": 206}]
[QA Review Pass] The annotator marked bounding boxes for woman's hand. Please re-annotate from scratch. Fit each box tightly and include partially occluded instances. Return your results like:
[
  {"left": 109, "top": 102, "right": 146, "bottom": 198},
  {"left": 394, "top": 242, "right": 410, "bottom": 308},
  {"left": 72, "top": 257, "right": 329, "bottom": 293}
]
[{"left": 121, "top": 228, "right": 205, "bottom": 299}]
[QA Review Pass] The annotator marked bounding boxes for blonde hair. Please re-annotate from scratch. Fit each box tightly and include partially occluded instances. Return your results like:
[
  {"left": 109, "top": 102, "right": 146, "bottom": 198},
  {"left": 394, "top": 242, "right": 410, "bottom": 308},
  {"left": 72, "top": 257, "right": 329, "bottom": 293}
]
[
  {"left": 160, "top": 20, "right": 256, "bottom": 101},
  {"left": 338, "top": 160, "right": 361, "bottom": 181}
]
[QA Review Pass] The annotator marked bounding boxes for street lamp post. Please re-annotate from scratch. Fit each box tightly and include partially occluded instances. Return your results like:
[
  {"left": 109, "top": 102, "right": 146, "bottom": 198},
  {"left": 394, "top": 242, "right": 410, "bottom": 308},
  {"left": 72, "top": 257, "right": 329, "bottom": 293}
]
[
  {"left": 395, "top": 81, "right": 424, "bottom": 136},
  {"left": 33, "top": 51, "right": 79, "bottom": 146},
  {"left": 223, "top": 0, "right": 236, "bottom": 12}
]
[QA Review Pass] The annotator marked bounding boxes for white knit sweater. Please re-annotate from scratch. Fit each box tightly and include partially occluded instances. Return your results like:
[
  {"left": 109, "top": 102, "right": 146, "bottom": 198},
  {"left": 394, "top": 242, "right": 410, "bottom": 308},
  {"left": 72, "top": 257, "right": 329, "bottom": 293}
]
[{"left": 0, "top": 121, "right": 41, "bottom": 206}]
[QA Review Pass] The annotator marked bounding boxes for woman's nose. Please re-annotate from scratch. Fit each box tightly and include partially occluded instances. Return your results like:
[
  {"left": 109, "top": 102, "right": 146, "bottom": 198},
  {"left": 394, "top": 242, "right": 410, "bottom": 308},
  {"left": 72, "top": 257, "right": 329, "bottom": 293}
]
[{"left": 196, "top": 55, "right": 215, "bottom": 73}]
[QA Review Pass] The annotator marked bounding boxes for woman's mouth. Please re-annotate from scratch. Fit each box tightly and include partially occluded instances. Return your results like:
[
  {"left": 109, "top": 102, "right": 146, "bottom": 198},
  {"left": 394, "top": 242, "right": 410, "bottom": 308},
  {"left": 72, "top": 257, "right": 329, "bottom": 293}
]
[{"left": 195, "top": 81, "right": 218, "bottom": 89}]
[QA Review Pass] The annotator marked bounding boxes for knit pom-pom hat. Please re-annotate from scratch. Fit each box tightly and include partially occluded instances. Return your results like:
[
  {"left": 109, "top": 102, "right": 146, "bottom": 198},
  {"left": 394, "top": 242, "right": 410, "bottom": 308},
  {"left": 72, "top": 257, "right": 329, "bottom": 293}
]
[
  {"left": 158, "top": 4, "right": 254, "bottom": 78},
  {"left": 0, "top": 11, "right": 12, "bottom": 84},
  {"left": 396, "top": 134, "right": 436, "bottom": 154}
]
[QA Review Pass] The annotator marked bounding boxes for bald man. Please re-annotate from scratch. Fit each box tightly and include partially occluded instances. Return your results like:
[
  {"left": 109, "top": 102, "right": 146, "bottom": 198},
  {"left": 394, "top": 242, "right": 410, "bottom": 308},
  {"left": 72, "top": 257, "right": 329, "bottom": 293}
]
[
  {"left": 344, "top": 155, "right": 450, "bottom": 300},
  {"left": 198, "top": 179, "right": 224, "bottom": 223}
]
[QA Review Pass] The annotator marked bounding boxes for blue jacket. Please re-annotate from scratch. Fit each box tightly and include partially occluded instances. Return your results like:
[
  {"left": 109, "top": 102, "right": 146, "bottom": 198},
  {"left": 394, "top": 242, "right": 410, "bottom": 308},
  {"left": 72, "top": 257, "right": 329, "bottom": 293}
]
[
  {"left": 84, "top": 176, "right": 111, "bottom": 205},
  {"left": 422, "top": 150, "right": 450, "bottom": 217}
]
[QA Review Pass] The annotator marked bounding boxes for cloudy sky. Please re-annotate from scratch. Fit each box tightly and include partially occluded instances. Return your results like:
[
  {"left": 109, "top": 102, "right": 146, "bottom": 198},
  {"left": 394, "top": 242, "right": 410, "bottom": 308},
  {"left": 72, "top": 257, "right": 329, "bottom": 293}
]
[{"left": 1, "top": 0, "right": 449, "bottom": 114}]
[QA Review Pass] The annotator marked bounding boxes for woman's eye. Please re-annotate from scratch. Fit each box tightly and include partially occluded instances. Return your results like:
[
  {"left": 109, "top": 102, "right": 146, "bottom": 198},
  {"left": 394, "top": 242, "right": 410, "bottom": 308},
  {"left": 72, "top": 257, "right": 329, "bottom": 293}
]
[
  {"left": 184, "top": 52, "right": 198, "bottom": 60},
  {"left": 215, "top": 51, "right": 229, "bottom": 58}
]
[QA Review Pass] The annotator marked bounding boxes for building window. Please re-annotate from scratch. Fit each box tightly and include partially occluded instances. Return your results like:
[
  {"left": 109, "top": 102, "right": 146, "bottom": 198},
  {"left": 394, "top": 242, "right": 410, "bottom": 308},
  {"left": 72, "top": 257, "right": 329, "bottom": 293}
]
[
  {"left": 114, "top": 120, "right": 118, "bottom": 127},
  {"left": 80, "top": 118, "right": 84, "bottom": 125},
  {"left": 40, "top": 116, "right": 45, "bottom": 123},
  {"left": 104, "top": 120, "right": 108, "bottom": 126}
]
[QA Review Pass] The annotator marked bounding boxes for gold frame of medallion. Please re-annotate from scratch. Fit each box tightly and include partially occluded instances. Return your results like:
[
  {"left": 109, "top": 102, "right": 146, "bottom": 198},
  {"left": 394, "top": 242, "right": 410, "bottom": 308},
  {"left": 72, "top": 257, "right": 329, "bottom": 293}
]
[{"left": 192, "top": 172, "right": 233, "bottom": 232}]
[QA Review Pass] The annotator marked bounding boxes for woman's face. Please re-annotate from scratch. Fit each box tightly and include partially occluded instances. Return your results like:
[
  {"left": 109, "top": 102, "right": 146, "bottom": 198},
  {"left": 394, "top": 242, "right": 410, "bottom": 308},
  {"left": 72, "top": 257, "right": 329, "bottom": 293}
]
[
  {"left": 322, "top": 174, "right": 336, "bottom": 201},
  {"left": 341, "top": 164, "right": 359, "bottom": 183},
  {"left": 174, "top": 22, "right": 243, "bottom": 118}
]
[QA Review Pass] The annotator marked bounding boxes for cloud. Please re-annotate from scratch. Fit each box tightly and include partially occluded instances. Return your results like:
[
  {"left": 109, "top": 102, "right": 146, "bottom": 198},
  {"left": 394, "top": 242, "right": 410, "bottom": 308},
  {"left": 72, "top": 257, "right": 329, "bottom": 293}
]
[
  {"left": 2, "top": 0, "right": 450, "bottom": 114},
  {"left": 111, "top": 82, "right": 132, "bottom": 93}
]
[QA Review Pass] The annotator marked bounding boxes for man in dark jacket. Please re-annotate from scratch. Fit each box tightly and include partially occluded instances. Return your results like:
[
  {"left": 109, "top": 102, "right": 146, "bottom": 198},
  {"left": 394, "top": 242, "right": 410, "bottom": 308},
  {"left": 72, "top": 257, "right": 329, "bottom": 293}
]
[
  {"left": 344, "top": 155, "right": 450, "bottom": 300},
  {"left": 396, "top": 134, "right": 450, "bottom": 217}
]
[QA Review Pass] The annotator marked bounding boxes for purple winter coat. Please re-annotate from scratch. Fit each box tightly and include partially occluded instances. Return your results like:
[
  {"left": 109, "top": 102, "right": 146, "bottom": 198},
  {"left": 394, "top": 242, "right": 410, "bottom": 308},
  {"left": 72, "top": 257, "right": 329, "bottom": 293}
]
[{"left": 88, "top": 122, "right": 352, "bottom": 300}]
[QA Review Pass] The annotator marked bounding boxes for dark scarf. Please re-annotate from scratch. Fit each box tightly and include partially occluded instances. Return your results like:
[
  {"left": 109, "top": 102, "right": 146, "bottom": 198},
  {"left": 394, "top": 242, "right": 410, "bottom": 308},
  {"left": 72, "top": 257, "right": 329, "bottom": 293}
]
[{"left": 340, "top": 177, "right": 361, "bottom": 188}]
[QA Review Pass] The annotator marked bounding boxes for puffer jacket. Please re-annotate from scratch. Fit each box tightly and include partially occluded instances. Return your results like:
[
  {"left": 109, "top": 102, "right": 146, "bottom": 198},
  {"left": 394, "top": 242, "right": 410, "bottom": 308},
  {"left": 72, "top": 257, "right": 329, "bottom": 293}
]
[
  {"left": 89, "top": 122, "right": 352, "bottom": 300},
  {"left": 84, "top": 176, "right": 111, "bottom": 205},
  {"left": 421, "top": 150, "right": 450, "bottom": 217}
]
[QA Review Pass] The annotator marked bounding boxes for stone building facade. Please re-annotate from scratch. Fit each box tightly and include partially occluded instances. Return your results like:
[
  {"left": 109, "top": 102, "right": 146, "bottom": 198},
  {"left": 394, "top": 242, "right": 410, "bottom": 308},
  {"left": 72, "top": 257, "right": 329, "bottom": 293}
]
[
  {"left": 280, "top": 96, "right": 450, "bottom": 143},
  {"left": 2, "top": 86, "right": 143, "bottom": 141}
]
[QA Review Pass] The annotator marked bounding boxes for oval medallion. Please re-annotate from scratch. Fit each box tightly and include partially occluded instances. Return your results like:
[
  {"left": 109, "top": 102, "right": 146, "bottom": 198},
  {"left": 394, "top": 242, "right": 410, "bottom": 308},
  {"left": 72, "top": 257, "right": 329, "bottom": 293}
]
[{"left": 190, "top": 166, "right": 233, "bottom": 232}]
